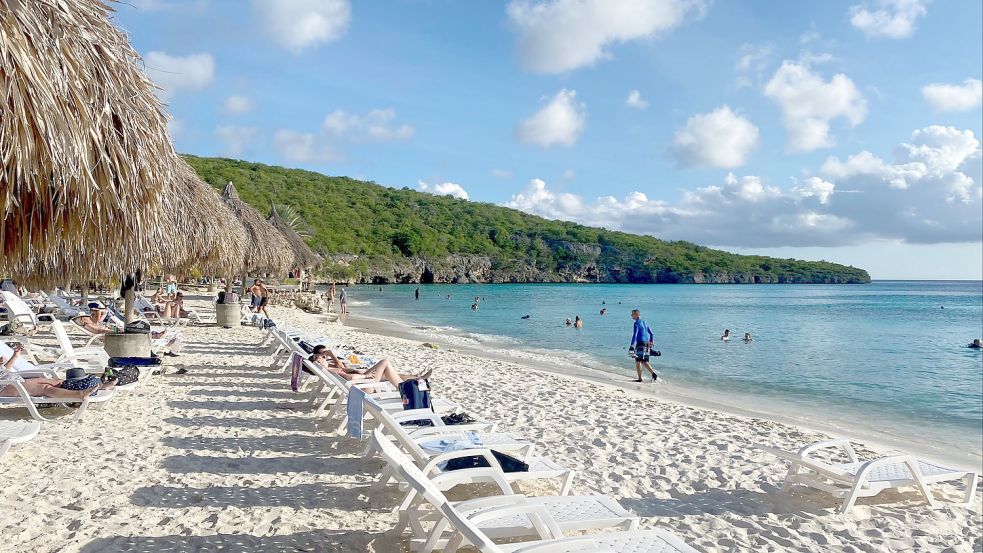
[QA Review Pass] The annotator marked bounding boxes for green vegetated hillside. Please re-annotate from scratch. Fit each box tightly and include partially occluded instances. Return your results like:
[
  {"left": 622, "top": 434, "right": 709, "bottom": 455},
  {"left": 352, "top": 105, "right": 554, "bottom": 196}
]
[{"left": 184, "top": 155, "right": 871, "bottom": 285}]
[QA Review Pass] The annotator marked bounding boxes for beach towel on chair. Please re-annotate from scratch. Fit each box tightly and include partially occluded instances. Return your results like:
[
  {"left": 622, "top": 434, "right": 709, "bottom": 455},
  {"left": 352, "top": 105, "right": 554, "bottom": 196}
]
[
  {"left": 289, "top": 352, "right": 305, "bottom": 392},
  {"left": 347, "top": 387, "right": 367, "bottom": 439}
]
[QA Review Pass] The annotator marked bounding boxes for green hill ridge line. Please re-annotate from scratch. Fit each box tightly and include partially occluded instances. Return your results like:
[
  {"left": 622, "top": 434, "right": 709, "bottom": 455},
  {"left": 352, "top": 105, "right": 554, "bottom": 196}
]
[{"left": 185, "top": 155, "right": 871, "bottom": 285}]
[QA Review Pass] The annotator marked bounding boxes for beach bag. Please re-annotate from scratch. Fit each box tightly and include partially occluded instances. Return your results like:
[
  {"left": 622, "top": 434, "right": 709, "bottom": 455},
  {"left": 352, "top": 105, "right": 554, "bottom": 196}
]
[
  {"left": 102, "top": 366, "right": 140, "bottom": 386},
  {"left": 399, "top": 379, "right": 432, "bottom": 411},
  {"left": 444, "top": 450, "right": 529, "bottom": 473},
  {"left": 441, "top": 412, "right": 477, "bottom": 426},
  {"left": 125, "top": 320, "right": 151, "bottom": 334}
]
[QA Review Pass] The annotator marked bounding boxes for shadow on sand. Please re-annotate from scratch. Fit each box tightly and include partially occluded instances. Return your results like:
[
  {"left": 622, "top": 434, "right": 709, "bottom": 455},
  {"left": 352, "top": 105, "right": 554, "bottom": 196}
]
[{"left": 78, "top": 529, "right": 404, "bottom": 553}]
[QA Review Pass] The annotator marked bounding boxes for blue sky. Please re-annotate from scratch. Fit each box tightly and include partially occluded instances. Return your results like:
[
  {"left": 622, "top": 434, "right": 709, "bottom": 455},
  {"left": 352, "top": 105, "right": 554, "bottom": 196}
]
[{"left": 115, "top": 0, "right": 982, "bottom": 279}]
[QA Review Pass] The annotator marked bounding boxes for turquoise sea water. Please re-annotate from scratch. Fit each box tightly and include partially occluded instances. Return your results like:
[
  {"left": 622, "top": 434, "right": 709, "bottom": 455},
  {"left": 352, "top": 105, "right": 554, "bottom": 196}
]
[{"left": 340, "top": 281, "right": 983, "bottom": 463}]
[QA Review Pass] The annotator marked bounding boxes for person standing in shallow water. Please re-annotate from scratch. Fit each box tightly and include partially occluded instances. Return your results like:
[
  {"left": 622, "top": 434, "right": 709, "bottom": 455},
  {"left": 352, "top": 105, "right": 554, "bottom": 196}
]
[
  {"left": 629, "top": 309, "right": 657, "bottom": 383},
  {"left": 415, "top": 287, "right": 420, "bottom": 300}
]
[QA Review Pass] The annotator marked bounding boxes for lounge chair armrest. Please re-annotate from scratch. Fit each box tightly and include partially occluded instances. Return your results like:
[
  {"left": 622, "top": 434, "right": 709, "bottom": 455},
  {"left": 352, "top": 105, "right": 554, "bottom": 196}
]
[
  {"left": 392, "top": 410, "right": 443, "bottom": 426},
  {"left": 430, "top": 466, "right": 513, "bottom": 493},
  {"left": 454, "top": 494, "right": 529, "bottom": 512},
  {"left": 409, "top": 428, "right": 469, "bottom": 440},
  {"left": 423, "top": 448, "right": 501, "bottom": 476},
  {"left": 800, "top": 439, "right": 859, "bottom": 463},
  {"left": 12, "top": 369, "right": 59, "bottom": 378},
  {"left": 462, "top": 503, "right": 560, "bottom": 538}
]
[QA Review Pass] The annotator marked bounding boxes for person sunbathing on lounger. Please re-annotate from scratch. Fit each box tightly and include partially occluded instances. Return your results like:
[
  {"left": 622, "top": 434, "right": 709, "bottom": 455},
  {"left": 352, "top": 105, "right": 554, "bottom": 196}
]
[
  {"left": 0, "top": 345, "right": 111, "bottom": 400},
  {"left": 309, "top": 344, "right": 431, "bottom": 388}
]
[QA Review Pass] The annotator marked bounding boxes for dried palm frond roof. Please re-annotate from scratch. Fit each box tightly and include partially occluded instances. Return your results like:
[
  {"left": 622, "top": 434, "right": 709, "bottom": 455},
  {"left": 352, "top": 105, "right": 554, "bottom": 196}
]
[
  {"left": 269, "top": 203, "right": 320, "bottom": 270},
  {"left": 0, "top": 0, "right": 176, "bottom": 287},
  {"left": 221, "top": 182, "right": 291, "bottom": 275},
  {"left": 160, "top": 159, "right": 247, "bottom": 275}
]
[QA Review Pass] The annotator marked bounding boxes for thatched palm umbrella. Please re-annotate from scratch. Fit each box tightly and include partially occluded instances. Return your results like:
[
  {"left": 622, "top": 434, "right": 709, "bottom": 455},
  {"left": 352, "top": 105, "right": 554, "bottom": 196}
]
[
  {"left": 159, "top": 160, "right": 248, "bottom": 278},
  {"left": 221, "top": 182, "right": 291, "bottom": 278},
  {"left": 0, "top": 0, "right": 176, "bottom": 288},
  {"left": 268, "top": 204, "right": 320, "bottom": 273}
]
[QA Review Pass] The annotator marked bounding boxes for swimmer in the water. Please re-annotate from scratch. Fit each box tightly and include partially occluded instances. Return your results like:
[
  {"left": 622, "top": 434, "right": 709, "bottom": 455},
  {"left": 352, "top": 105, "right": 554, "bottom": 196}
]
[
  {"left": 565, "top": 318, "right": 572, "bottom": 326},
  {"left": 721, "top": 329, "right": 731, "bottom": 342},
  {"left": 600, "top": 308, "right": 607, "bottom": 316},
  {"left": 743, "top": 332, "right": 752, "bottom": 343},
  {"left": 574, "top": 316, "right": 583, "bottom": 328},
  {"left": 969, "top": 339, "right": 982, "bottom": 349},
  {"left": 521, "top": 314, "right": 531, "bottom": 320}
]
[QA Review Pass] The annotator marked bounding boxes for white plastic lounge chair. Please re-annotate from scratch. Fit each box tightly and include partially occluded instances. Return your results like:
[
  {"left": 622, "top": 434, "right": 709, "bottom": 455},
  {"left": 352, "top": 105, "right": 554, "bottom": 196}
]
[
  {"left": 0, "top": 342, "right": 116, "bottom": 422},
  {"left": 372, "top": 428, "right": 638, "bottom": 553},
  {"left": 1, "top": 291, "right": 54, "bottom": 334},
  {"left": 0, "top": 419, "right": 41, "bottom": 459},
  {"left": 363, "top": 396, "right": 575, "bottom": 496},
  {"left": 759, "top": 440, "right": 978, "bottom": 513},
  {"left": 384, "top": 435, "right": 698, "bottom": 553},
  {"left": 49, "top": 320, "right": 110, "bottom": 370},
  {"left": 134, "top": 295, "right": 188, "bottom": 326},
  {"left": 46, "top": 291, "right": 83, "bottom": 319}
]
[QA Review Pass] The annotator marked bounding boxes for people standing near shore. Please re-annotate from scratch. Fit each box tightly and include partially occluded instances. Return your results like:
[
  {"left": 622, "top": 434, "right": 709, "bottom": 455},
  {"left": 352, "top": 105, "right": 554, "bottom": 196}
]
[
  {"left": 249, "top": 279, "right": 271, "bottom": 318},
  {"left": 325, "top": 283, "right": 336, "bottom": 313},
  {"left": 629, "top": 309, "right": 657, "bottom": 382},
  {"left": 415, "top": 287, "right": 420, "bottom": 300},
  {"left": 721, "top": 329, "right": 731, "bottom": 342},
  {"left": 339, "top": 287, "right": 348, "bottom": 315}
]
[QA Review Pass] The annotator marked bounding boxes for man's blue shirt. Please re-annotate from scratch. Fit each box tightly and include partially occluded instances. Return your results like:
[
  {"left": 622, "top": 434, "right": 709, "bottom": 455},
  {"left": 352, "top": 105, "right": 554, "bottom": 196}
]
[{"left": 630, "top": 319, "right": 654, "bottom": 347}]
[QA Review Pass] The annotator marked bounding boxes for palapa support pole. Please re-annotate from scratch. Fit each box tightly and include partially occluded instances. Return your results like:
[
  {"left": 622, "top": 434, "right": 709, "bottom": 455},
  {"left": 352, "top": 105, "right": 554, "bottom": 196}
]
[{"left": 122, "top": 272, "right": 136, "bottom": 325}]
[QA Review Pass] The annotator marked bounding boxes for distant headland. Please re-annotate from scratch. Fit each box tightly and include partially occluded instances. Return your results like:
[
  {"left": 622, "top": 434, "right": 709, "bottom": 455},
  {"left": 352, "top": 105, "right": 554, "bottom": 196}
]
[{"left": 185, "top": 155, "right": 871, "bottom": 285}]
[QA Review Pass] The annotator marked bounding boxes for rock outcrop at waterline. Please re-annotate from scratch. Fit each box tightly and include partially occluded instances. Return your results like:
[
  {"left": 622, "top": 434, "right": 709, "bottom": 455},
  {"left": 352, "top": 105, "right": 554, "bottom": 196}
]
[{"left": 320, "top": 254, "right": 871, "bottom": 285}]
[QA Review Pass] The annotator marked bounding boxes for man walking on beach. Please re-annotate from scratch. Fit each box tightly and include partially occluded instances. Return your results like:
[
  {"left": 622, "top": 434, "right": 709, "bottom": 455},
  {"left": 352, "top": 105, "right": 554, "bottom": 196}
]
[
  {"left": 249, "top": 279, "right": 271, "bottom": 318},
  {"left": 629, "top": 309, "right": 657, "bottom": 382}
]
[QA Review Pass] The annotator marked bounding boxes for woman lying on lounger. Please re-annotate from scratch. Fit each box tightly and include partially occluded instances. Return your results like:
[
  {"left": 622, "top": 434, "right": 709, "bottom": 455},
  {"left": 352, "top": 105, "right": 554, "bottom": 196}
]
[
  {"left": 309, "top": 344, "right": 431, "bottom": 388},
  {"left": 0, "top": 344, "right": 113, "bottom": 400}
]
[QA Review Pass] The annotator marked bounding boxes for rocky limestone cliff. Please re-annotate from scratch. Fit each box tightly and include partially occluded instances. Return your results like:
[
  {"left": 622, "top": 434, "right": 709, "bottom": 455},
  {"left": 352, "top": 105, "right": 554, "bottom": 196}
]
[{"left": 322, "top": 254, "right": 868, "bottom": 285}]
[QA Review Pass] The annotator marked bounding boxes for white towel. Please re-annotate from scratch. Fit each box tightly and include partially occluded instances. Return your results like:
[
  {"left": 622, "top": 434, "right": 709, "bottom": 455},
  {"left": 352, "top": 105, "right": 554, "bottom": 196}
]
[{"left": 347, "top": 386, "right": 366, "bottom": 439}]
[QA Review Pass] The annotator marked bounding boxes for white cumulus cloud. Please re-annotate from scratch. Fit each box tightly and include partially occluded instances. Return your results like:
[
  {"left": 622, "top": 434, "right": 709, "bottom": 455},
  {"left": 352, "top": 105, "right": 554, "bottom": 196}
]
[
  {"left": 145, "top": 51, "right": 214, "bottom": 98},
  {"left": 418, "top": 180, "right": 469, "bottom": 200},
  {"left": 764, "top": 60, "right": 867, "bottom": 152},
  {"left": 625, "top": 89, "right": 648, "bottom": 109},
  {"left": 323, "top": 108, "right": 414, "bottom": 142},
  {"left": 502, "top": 126, "right": 982, "bottom": 247},
  {"left": 670, "top": 106, "right": 760, "bottom": 168},
  {"left": 215, "top": 126, "right": 258, "bottom": 157},
  {"left": 224, "top": 95, "right": 254, "bottom": 115},
  {"left": 254, "top": 0, "right": 351, "bottom": 54},
  {"left": 506, "top": 0, "right": 708, "bottom": 73},
  {"left": 516, "top": 89, "right": 585, "bottom": 148},
  {"left": 921, "top": 78, "right": 983, "bottom": 112},
  {"left": 849, "top": 0, "right": 929, "bottom": 39}
]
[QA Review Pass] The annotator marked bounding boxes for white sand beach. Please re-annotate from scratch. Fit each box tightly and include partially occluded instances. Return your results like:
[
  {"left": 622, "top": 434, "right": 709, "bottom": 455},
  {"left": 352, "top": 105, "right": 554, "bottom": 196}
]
[{"left": 1, "top": 296, "right": 979, "bottom": 553}]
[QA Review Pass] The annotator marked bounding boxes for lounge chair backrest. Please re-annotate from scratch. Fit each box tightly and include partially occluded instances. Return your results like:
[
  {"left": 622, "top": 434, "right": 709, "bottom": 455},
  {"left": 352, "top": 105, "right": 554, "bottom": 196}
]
[
  {"left": 50, "top": 320, "right": 77, "bottom": 357},
  {"left": 758, "top": 445, "right": 854, "bottom": 483},
  {"left": 362, "top": 394, "right": 430, "bottom": 462},
  {"left": 0, "top": 341, "right": 41, "bottom": 373},
  {"left": 373, "top": 428, "right": 449, "bottom": 505},
  {"left": 1, "top": 291, "right": 36, "bottom": 325}
]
